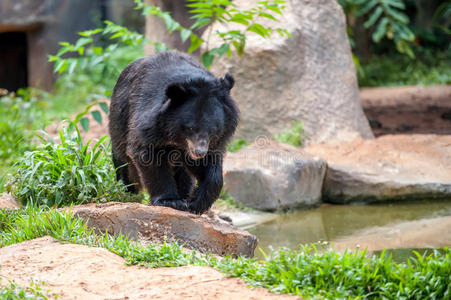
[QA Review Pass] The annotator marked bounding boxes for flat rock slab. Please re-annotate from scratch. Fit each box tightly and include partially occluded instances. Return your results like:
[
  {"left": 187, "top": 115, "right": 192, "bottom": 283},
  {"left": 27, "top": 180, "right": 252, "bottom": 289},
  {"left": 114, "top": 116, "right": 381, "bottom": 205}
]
[
  {"left": 69, "top": 202, "right": 258, "bottom": 257},
  {"left": 305, "top": 134, "right": 451, "bottom": 203},
  {"left": 360, "top": 85, "right": 451, "bottom": 136},
  {"left": 333, "top": 216, "right": 451, "bottom": 252},
  {"left": 0, "top": 237, "right": 298, "bottom": 299},
  {"left": 224, "top": 142, "right": 327, "bottom": 211}
]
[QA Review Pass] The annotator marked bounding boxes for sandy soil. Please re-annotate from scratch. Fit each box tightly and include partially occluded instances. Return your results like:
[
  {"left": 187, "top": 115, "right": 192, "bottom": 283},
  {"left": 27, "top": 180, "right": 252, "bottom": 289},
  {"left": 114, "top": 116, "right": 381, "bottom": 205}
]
[
  {"left": 0, "top": 192, "right": 18, "bottom": 209},
  {"left": 0, "top": 237, "right": 299, "bottom": 300}
]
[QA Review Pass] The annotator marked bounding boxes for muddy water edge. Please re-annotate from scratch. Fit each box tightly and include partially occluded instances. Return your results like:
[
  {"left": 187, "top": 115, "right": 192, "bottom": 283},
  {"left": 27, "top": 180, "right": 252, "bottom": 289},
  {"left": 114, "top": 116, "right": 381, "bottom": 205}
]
[{"left": 247, "top": 199, "right": 451, "bottom": 261}]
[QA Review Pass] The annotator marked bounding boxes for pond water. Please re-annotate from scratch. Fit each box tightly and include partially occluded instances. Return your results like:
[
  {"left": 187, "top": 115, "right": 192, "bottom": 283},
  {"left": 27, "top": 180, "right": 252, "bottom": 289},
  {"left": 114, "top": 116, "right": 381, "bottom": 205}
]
[{"left": 247, "top": 200, "right": 451, "bottom": 260}]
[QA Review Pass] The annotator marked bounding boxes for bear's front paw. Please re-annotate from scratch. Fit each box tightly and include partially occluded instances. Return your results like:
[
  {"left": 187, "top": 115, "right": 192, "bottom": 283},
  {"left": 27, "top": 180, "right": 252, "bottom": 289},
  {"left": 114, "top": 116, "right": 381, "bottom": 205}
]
[
  {"left": 152, "top": 198, "right": 189, "bottom": 212},
  {"left": 188, "top": 201, "right": 210, "bottom": 215}
]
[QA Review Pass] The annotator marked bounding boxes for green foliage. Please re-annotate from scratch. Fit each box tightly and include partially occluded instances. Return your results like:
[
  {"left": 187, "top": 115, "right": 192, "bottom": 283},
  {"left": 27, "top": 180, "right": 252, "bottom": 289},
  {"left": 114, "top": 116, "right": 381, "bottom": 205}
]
[
  {"left": 227, "top": 139, "right": 250, "bottom": 152},
  {"left": 53, "top": 0, "right": 289, "bottom": 78},
  {"left": 45, "top": 46, "right": 141, "bottom": 121},
  {"left": 0, "top": 206, "right": 91, "bottom": 247},
  {"left": 359, "top": 50, "right": 451, "bottom": 86},
  {"left": 213, "top": 246, "right": 451, "bottom": 299},
  {"left": 0, "top": 280, "right": 50, "bottom": 300},
  {"left": 49, "top": 22, "right": 147, "bottom": 79},
  {"left": 433, "top": 2, "right": 451, "bottom": 35},
  {"left": 2, "top": 208, "right": 450, "bottom": 299},
  {"left": 0, "top": 90, "right": 46, "bottom": 165},
  {"left": 338, "top": 0, "right": 415, "bottom": 57},
  {"left": 0, "top": 207, "right": 200, "bottom": 268},
  {"left": 0, "top": 90, "right": 48, "bottom": 193},
  {"left": 216, "top": 189, "right": 252, "bottom": 211},
  {"left": 183, "top": 0, "right": 291, "bottom": 68},
  {"left": 6, "top": 122, "right": 128, "bottom": 207},
  {"left": 274, "top": 122, "right": 303, "bottom": 147}
]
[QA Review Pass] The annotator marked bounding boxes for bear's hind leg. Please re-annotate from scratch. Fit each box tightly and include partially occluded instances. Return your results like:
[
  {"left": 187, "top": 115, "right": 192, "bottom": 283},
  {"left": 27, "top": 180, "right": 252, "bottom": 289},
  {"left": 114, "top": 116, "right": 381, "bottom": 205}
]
[{"left": 112, "top": 152, "right": 139, "bottom": 194}]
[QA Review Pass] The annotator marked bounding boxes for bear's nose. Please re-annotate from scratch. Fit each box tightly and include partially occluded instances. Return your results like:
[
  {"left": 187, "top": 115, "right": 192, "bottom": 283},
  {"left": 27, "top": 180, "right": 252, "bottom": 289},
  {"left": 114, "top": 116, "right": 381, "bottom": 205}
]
[{"left": 194, "top": 147, "right": 207, "bottom": 157}]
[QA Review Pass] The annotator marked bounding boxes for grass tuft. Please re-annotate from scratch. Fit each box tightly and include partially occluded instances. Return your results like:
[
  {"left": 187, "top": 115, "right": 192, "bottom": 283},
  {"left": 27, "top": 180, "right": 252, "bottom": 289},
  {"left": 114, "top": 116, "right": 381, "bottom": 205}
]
[{"left": 6, "top": 122, "right": 128, "bottom": 207}]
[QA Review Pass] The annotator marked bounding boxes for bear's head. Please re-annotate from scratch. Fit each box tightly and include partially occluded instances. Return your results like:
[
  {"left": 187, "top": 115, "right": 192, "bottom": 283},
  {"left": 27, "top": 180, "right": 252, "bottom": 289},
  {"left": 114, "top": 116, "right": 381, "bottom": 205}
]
[{"left": 161, "top": 73, "right": 236, "bottom": 160}]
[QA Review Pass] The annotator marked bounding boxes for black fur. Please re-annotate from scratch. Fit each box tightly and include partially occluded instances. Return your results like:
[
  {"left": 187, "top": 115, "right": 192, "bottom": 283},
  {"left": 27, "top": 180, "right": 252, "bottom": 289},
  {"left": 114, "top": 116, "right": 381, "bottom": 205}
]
[{"left": 109, "top": 51, "right": 239, "bottom": 214}]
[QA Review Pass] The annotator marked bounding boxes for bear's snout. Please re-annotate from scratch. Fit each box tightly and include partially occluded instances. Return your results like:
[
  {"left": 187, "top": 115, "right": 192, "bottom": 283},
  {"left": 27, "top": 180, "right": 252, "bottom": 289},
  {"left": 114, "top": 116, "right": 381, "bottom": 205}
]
[{"left": 187, "top": 137, "right": 209, "bottom": 160}]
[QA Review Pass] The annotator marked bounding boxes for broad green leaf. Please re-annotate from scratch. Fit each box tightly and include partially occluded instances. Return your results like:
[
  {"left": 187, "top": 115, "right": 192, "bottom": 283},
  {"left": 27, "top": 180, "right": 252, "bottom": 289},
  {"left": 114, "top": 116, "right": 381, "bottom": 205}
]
[
  {"left": 99, "top": 102, "right": 109, "bottom": 114},
  {"left": 79, "top": 118, "right": 90, "bottom": 132},
  {"left": 364, "top": 6, "right": 383, "bottom": 28},
  {"left": 202, "top": 51, "right": 215, "bottom": 68},
  {"left": 373, "top": 17, "right": 389, "bottom": 42},
  {"left": 91, "top": 110, "right": 102, "bottom": 125},
  {"left": 188, "top": 35, "right": 204, "bottom": 53},
  {"left": 180, "top": 29, "right": 192, "bottom": 43}
]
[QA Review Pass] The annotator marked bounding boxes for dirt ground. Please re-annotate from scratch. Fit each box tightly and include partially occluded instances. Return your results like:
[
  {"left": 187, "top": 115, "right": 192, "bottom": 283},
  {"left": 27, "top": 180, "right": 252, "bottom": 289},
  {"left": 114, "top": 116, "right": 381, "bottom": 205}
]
[
  {"left": 0, "top": 237, "right": 299, "bottom": 300},
  {"left": 360, "top": 85, "right": 451, "bottom": 136}
]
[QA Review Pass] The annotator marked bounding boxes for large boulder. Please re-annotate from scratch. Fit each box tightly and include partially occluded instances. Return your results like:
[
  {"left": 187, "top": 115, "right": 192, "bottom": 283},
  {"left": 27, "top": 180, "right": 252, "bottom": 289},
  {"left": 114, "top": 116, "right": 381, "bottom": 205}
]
[
  {"left": 69, "top": 202, "right": 257, "bottom": 257},
  {"left": 208, "top": 0, "right": 373, "bottom": 144},
  {"left": 304, "top": 134, "right": 451, "bottom": 203},
  {"left": 223, "top": 141, "right": 327, "bottom": 211}
]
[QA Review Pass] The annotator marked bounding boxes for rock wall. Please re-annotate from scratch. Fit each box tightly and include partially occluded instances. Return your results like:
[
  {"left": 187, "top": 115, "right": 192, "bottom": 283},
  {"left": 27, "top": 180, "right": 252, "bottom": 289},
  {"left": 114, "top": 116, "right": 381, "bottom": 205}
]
[{"left": 207, "top": 0, "right": 374, "bottom": 144}]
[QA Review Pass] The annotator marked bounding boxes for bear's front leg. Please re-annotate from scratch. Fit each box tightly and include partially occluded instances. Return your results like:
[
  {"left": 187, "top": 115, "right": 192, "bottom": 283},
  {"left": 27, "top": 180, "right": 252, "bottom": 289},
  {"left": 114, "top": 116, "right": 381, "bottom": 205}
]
[
  {"left": 129, "top": 146, "right": 189, "bottom": 212},
  {"left": 187, "top": 156, "right": 223, "bottom": 214}
]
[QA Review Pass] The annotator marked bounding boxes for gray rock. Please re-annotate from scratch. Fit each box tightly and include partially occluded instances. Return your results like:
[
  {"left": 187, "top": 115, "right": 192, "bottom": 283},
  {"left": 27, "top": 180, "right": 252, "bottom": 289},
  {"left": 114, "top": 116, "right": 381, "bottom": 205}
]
[
  {"left": 305, "top": 134, "right": 451, "bottom": 203},
  {"left": 69, "top": 202, "right": 257, "bottom": 257},
  {"left": 208, "top": 0, "right": 373, "bottom": 144},
  {"left": 223, "top": 141, "right": 327, "bottom": 211}
]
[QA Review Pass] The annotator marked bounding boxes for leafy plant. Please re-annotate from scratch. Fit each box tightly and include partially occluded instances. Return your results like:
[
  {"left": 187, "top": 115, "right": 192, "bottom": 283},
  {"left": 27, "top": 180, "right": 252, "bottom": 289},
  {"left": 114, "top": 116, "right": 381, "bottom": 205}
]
[
  {"left": 359, "top": 50, "right": 451, "bottom": 86},
  {"left": 0, "top": 280, "right": 50, "bottom": 300},
  {"left": 215, "top": 189, "right": 252, "bottom": 211},
  {"left": 184, "top": 0, "right": 291, "bottom": 68},
  {"left": 274, "top": 122, "right": 303, "bottom": 147},
  {"left": 0, "top": 90, "right": 46, "bottom": 165},
  {"left": 52, "top": 0, "right": 290, "bottom": 76},
  {"left": 6, "top": 122, "right": 128, "bottom": 207},
  {"left": 227, "top": 138, "right": 250, "bottom": 152},
  {"left": 338, "top": 0, "right": 415, "bottom": 57}
]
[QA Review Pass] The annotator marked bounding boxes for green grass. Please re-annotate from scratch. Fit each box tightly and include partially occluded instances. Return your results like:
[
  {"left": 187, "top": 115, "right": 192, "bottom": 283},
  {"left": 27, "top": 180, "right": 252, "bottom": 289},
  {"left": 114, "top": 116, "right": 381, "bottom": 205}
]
[
  {"left": 215, "top": 190, "right": 253, "bottom": 212},
  {"left": 1, "top": 207, "right": 450, "bottom": 299},
  {"left": 227, "top": 139, "right": 250, "bottom": 152},
  {"left": 0, "top": 280, "right": 51, "bottom": 300},
  {"left": 6, "top": 123, "right": 129, "bottom": 207},
  {"left": 274, "top": 122, "right": 304, "bottom": 147},
  {"left": 358, "top": 50, "right": 451, "bottom": 87}
]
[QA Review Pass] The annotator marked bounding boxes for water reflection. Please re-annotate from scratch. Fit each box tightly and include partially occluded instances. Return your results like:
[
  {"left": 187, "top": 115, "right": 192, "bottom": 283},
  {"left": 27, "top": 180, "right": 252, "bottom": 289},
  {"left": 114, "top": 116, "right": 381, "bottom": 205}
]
[{"left": 248, "top": 200, "right": 451, "bottom": 255}]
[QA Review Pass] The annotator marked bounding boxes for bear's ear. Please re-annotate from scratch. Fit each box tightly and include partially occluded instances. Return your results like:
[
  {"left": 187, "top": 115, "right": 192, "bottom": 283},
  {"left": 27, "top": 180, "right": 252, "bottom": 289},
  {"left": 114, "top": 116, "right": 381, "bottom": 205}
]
[
  {"left": 222, "top": 73, "right": 234, "bottom": 90},
  {"left": 165, "top": 83, "right": 188, "bottom": 103}
]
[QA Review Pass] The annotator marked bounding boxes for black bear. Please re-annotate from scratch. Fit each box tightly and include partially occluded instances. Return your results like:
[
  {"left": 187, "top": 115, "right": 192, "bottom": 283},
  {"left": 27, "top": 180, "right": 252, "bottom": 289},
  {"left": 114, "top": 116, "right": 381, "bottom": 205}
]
[{"left": 109, "top": 51, "right": 239, "bottom": 214}]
